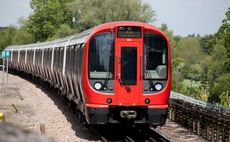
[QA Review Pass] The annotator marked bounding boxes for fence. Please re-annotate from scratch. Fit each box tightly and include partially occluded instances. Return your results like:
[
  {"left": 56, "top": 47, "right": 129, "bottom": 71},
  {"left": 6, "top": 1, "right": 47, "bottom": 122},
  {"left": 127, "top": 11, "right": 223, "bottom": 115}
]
[
  {"left": 168, "top": 98, "right": 230, "bottom": 142},
  {"left": 170, "top": 91, "right": 230, "bottom": 114}
]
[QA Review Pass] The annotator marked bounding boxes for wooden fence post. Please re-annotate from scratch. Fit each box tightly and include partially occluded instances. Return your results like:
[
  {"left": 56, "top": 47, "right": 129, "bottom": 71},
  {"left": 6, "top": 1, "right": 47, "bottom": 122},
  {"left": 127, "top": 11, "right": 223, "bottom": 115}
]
[
  {"left": 211, "top": 120, "right": 215, "bottom": 142},
  {"left": 216, "top": 123, "right": 220, "bottom": 142},
  {"left": 168, "top": 98, "right": 230, "bottom": 142}
]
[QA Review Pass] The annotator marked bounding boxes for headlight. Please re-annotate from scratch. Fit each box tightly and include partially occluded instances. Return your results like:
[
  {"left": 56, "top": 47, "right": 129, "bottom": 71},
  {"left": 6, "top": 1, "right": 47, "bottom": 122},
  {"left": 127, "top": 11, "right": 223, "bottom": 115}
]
[
  {"left": 94, "top": 82, "right": 102, "bottom": 90},
  {"left": 154, "top": 83, "right": 163, "bottom": 91}
]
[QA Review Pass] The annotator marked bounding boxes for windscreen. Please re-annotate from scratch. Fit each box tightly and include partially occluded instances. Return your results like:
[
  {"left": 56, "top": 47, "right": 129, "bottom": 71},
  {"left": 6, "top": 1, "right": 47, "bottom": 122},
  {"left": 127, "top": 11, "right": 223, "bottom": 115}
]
[
  {"left": 88, "top": 32, "right": 115, "bottom": 79},
  {"left": 143, "top": 34, "right": 168, "bottom": 79}
]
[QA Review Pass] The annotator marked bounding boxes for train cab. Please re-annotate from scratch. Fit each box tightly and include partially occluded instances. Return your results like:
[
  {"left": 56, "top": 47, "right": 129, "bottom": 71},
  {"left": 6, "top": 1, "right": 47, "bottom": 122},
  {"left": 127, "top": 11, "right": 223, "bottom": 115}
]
[{"left": 82, "top": 22, "right": 171, "bottom": 126}]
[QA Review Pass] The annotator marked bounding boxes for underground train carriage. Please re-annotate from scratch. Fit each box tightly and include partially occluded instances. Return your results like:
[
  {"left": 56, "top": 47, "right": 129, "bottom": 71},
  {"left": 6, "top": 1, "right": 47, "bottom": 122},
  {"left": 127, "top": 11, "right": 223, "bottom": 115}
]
[{"left": 5, "top": 21, "right": 171, "bottom": 126}]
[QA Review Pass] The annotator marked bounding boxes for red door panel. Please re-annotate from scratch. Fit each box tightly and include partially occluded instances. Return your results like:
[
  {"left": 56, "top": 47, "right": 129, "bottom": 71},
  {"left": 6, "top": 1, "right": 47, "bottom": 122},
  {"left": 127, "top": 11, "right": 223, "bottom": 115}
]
[{"left": 116, "top": 41, "right": 141, "bottom": 105}]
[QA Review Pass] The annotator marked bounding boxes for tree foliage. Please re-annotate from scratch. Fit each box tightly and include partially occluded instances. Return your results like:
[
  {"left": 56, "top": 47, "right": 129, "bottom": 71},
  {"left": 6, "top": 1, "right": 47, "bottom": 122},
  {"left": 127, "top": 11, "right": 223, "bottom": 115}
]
[
  {"left": 188, "top": 64, "right": 202, "bottom": 82},
  {"left": 207, "top": 8, "right": 230, "bottom": 71},
  {"left": 27, "top": 0, "right": 74, "bottom": 42},
  {"left": 200, "top": 55, "right": 211, "bottom": 69},
  {"left": 208, "top": 44, "right": 228, "bottom": 80},
  {"left": 216, "top": 73, "right": 230, "bottom": 84},
  {"left": 0, "top": 26, "right": 17, "bottom": 51},
  {"left": 171, "top": 75, "right": 189, "bottom": 96},
  {"left": 198, "top": 34, "right": 215, "bottom": 53},
  {"left": 0, "top": 17, "right": 36, "bottom": 51},
  {"left": 159, "top": 23, "right": 168, "bottom": 32},
  {"left": 164, "top": 30, "right": 176, "bottom": 49},
  {"left": 174, "top": 35, "right": 183, "bottom": 48},
  {"left": 175, "top": 37, "right": 205, "bottom": 65},
  {"left": 0, "top": 27, "right": 7, "bottom": 32},
  {"left": 49, "top": 24, "right": 77, "bottom": 40},
  {"left": 66, "top": 0, "right": 156, "bottom": 30},
  {"left": 171, "top": 57, "right": 185, "bottom": 67},
  {"left": 12, "top": 17, "right": 35, "bottom": 45},
  {"left": 12, "top": 29, "right": 35, "bottom": 45},
  {"left": 198, "top": 87, "right": 209, "bottom": 102},
  {"left": 209, "top": 79, "right": 230, "bottom": 103},
  {"left": 219, "top": 91, "right": 230, "bottom": 108}
]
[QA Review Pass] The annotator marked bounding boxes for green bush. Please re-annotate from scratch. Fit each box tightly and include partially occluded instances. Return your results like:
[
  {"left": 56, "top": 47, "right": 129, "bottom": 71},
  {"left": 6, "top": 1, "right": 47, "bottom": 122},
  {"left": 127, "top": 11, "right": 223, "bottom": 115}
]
[{"left": 209, "top": 79, "right": 230, "bottom": 103}]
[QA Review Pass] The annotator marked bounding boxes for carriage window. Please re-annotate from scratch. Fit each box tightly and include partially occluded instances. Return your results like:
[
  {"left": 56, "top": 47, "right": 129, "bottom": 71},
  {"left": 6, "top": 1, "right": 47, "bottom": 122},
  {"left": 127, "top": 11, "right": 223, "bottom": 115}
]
[
  {"left": 88, "top": 32, "right": 115, "bottom": 79},
  {"left": 143, "top": 34, "right": 168, "bottom": 79}
]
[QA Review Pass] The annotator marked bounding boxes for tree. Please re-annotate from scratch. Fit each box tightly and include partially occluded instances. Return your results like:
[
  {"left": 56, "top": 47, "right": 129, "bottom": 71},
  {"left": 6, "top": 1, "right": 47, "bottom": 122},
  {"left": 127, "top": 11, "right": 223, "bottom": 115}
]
[
  {"left": 171, "top": 57, "right": 185, "bottom": 70},
  {"left": 159, "top": 23, "right": 168, "bottom": 32},
  {"left": 0, "top": 27, "right": 7, "bottom": 32},
  {"left": 174, "top": 35, "right": 183, "bottom": 48},
  {"left": 216, "top": 73, "right": 230, "bottom": 84},
  {"left": 0, "top": 17, "right": 36, "bottom": 51},
  {"left": 164, "top": 30, "right": 176, "bottom": 50},
  {"left": 209, "top": 79, "right": 230, "bottom": 103},
  {"left": 12, "top": 29, "right": 35, "bottom": 45},
  {"left": 198, "top": 87, "right": 209, "bottom": 102},
  {"left": 200, "top": 55, "right": 211, "bottom": 69},
  {"left": 188, "top": 64, "right": 202, "bottom": 82},
  {"left": 181, "top": 64, "right": 190, "bottom": 79},
  {"left": 66, "top": 0, "right": 156, "bottom": 30},
  {"left": 27, "top": 0, "right": 74, "bottom": 42},
  {"left": 200, "top": 65, "right": 208, "bottom": 90},
  {"left": 219, "top": 91, "right": 230, "bottom": 108},
  {"left": 162, "top": 27, "right": 176, "bottom": 59},
  {"left": 49, "top": 24, "right": 77, "bottom": 40},
  {"left": 207, "top": 8, "right": 230, "bottom": 71},
  {"left": 209, "top": 44, "right": 227, "bottom": 79},
  {"left": 171, "top": 74, "right": 189, "bottom": 96},
  {"left": 198, "top": 34, "right": 215, "bottom": 53},
  {"left": 12, "top": 17, "right": 35, "bottom": 45},
  {"left": 208, "top": 69, "right": 216, "bottom": 93},
  {"left": 187, "top": 33, "right": 195, "bottom": 38},
  {"left": 175, "top": 37, "right": 204, "bottom": 65},
  {"left": 0, "top": 25, "right": 17, "bottom": 51},
  {"left": 211, "top": 44, "right": 227, "bottom": 62}
]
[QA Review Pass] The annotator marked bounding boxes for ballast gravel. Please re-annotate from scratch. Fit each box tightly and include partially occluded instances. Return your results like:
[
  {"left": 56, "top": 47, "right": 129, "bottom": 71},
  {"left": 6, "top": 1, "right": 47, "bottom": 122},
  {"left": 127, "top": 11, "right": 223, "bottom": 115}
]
[{"left": 0, "top": 71, "right": 207, "bottom": 142}]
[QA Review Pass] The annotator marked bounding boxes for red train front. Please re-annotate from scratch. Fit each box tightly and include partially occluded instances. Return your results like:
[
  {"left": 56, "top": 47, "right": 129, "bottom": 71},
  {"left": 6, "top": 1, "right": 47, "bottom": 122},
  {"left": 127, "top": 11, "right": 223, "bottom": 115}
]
[{"left": 82, "top": 21, "right": 171, "bottom": 126}]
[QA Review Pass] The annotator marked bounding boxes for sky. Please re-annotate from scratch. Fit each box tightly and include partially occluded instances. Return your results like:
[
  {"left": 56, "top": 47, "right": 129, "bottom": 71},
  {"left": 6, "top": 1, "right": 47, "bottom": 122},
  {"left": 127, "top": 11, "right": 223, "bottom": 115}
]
[{"left": 0, "top": 0, "right": 229, "bottom": 37}]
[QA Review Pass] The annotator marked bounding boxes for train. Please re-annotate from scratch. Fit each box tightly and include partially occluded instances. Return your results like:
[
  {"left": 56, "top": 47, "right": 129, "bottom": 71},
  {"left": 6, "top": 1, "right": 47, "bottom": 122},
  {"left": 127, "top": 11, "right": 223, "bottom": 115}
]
[{"left": 5, "top": 21, "right": 171, "bottom": 126}]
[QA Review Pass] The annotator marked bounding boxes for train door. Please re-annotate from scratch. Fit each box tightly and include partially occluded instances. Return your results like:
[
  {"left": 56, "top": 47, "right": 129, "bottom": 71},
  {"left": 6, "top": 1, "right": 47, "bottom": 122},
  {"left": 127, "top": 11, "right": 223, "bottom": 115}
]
[{"left": 117, "top": 41, "right": 141, "bottom": 105}]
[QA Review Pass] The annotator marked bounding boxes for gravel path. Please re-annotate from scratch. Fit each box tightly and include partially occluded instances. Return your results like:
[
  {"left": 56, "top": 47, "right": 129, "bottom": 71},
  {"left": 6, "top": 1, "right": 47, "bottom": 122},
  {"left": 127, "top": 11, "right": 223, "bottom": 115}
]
[
  {"left": 0, "top": 71, "right": 208, "bottom": 142},
  {"left": 0, "top": 71, "right": 98, "bottom": 142}
]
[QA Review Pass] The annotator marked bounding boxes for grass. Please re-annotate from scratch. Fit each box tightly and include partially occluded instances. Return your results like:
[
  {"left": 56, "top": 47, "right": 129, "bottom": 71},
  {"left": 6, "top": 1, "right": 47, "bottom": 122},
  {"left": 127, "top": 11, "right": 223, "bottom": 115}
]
[
  {"left": 183, "top": 79, "right": 201, "bottom": 88},
  {"left": 20, "top": 124, "right": 26, "bottom": 129}
]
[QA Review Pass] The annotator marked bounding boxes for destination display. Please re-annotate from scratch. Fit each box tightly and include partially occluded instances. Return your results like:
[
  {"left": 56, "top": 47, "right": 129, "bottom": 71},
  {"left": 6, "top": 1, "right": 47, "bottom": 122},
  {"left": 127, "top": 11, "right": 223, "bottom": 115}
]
[{"left": 117, "top": 26, "right": 141, "bottom": 38}]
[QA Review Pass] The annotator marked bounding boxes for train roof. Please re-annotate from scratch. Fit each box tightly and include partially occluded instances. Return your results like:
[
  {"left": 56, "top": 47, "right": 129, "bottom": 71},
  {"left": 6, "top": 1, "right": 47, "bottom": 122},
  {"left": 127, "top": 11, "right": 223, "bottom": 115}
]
[
  {"left": 5, "top": 27, "right": 95, "bottom": 51},
  {"left": 5, "top": 21, "right": 164, "bottom": 51}
]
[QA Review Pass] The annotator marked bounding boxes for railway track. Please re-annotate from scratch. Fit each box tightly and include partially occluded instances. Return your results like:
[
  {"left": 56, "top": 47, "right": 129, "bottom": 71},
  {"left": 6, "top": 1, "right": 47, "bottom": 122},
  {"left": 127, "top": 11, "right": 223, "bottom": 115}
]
[
  {"left": 17, "top": 72, "right": 171, "bottom": 142},
  {"left": 90, "top": 124, "right": 171, "bottom": 142}
]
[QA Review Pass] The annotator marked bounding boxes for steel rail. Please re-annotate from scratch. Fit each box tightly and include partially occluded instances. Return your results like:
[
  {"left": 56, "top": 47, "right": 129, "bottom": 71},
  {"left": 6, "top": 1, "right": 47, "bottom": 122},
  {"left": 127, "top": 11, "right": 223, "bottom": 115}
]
[{"left": 11, "top": 72, "right": 172, "bottom": 142}]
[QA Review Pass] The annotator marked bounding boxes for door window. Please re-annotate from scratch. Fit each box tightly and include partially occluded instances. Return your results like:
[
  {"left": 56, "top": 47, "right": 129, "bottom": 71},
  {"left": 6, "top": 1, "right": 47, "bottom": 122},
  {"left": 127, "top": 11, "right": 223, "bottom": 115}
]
[{"left": 121, "top": 47, "right": 137, "bottom": 85}]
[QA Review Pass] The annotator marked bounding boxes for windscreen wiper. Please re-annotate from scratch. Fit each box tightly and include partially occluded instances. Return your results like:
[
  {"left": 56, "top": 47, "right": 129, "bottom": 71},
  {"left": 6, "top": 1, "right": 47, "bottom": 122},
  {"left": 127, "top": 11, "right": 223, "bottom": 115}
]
[
  {"left": 146, "top": 69, "right": 154, "bottom": 87},
  {"left": 120, "top": 61, "right": 131, "bottom": 92},
  {"left": 103, "top": 69, "right": 110, "bottom": 87},
  {"left": 103, "top": 32, "right": 114, "bottom": 88}
]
